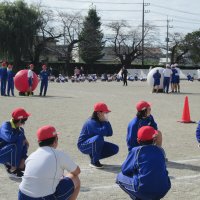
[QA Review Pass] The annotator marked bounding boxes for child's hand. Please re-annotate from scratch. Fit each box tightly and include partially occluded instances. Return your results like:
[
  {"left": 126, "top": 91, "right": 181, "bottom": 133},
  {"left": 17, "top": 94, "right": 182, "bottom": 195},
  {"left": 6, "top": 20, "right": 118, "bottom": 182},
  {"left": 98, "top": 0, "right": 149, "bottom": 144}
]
[{"left": 23, "top": 139, "right": 29, "bottom": 148}]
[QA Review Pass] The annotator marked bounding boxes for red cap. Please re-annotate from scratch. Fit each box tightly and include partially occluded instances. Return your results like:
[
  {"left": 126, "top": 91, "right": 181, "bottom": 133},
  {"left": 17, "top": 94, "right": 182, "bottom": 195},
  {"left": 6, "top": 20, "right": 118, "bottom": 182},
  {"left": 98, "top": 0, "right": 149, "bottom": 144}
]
[
  {"left": 94, "top": 102, "right": 111, "bottom": 113},
  {"left": 12, "top": 108, "right": 31, "bottom": 120},
  {"left": 138, "top": 126, "right": 158, "bottom": 142},
  {"left": 136, "top": 101, "right": 151, "bottom": 111},
  {"left": 2, "top": 62, "right": 7, "bottom": 67},
  {"left": 37, "top": 125, "right": 60, "bottom": 141}
]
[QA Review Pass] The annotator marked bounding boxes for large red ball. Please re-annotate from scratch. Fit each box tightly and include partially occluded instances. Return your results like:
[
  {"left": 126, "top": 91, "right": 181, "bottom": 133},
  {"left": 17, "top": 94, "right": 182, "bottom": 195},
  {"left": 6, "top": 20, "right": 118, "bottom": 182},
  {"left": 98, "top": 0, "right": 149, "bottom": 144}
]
[{"left": 14, "top": 70, "right": 39, "bottom": 92}]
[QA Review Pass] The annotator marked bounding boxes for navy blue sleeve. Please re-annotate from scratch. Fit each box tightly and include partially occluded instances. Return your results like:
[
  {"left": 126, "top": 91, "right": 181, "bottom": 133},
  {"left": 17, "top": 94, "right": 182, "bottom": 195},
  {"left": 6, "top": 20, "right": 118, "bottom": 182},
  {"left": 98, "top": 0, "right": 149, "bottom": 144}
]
[
  {"left": 84, "top": 119, "right": 113, "bottom": 137},
  {"left": 126, "top": 118, "right": 139, "bottom": 151},
  {"left": 196, "top": 121, "right": 200, "bottom": 143},
  {"left": 90, "top": 121, "right": 113, "bottom": 137},
  {"left": 121, "top": 147, "right": 138, "bottom": 177},
  {"left": 0, "top": 122, "right": 18, "bottom": 143},
  {"left": 150, "top": 115, "right": 158, "bottom": 130}
]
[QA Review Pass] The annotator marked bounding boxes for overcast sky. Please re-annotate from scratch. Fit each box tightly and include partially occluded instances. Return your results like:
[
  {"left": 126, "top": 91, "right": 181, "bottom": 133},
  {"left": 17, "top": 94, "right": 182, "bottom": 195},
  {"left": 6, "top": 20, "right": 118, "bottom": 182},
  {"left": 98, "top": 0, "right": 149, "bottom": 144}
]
[{"left": 26, "top": 0, "right": 200, "bottom": 44}]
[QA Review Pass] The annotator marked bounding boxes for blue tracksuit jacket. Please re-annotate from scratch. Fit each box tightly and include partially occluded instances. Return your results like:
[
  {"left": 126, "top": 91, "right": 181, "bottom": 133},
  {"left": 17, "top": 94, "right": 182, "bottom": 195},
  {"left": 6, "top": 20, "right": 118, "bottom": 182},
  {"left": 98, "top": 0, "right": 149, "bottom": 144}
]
[
  {"left": 117, "top": 145, "right": 171, "bottom": 200},
  {"left": 127, "top": 115, "right": 157, "bottom": 151},
  {"left": 39, "top": 70, "right": 49, "bottom": 96},
  {"left": 0, "top": 121, "right": 28, "bottom": 167},
  {"left": 77, "top": 118, "right": 113, "bottom": 144},
  {"left": 153, "top": 72, "right": 161, "bottom": 86},
  {"left": 77, "top": 118, "right": 119, "bottom": 163}
]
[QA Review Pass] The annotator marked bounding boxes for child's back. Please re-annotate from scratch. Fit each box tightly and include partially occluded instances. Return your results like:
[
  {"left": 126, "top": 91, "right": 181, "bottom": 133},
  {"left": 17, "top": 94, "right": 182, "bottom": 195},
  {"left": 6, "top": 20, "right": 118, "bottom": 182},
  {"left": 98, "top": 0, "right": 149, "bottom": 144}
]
[{"left": 124, "top": 145, "right": 170, "bottom": 199}]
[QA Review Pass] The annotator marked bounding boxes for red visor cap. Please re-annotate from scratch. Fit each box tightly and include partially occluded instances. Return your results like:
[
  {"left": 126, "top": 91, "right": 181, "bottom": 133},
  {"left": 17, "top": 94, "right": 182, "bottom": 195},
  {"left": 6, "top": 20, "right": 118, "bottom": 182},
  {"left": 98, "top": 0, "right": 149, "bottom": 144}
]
[
  {"left": 37, "top": 125, "right": 61, "bottom": 141},
  {"left": 138, "top": 126, "right": 158, "bottom": 141},
  {"left": 94, "top": 102, "right": 111, "bottom": 113}
]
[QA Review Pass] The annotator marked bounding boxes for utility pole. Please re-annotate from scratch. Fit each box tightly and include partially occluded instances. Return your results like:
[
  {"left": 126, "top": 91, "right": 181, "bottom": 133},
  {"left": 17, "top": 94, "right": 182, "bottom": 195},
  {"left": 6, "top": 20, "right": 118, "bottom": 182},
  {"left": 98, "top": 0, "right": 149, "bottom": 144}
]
[
  {"left": 142, "top": 0, "right": 150, "bottom": 67},
  {"left": 63, "top": 25, "right": 66, "bottom": 46},
  {"left": 166, "top": 16, "right": 173, "bottom": 64}
]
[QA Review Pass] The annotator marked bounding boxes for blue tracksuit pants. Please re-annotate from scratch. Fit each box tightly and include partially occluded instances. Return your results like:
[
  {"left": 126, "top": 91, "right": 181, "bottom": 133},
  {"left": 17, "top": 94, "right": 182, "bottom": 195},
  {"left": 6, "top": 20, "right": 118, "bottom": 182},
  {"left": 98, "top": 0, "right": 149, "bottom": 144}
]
[
  {"left": 7, "top": 80, "right": 14, "bottom": 96},
  {"left": 40, "top": 80, "right": 48, "bottom": 96},
  {"left": 78, "top": 135, "right": 119, "bottom": 163},
  {"left": 163, "top": 77, "right": 170, "bottom": 93},
  {"left": 0, "top": 135, "right": 28, "bottom": 168},
  {"left": 1, "top": 78, "right": 7, "bottom": 96},
  {"left": 116, "top": 173, "right": 161, "bottom": 200}
]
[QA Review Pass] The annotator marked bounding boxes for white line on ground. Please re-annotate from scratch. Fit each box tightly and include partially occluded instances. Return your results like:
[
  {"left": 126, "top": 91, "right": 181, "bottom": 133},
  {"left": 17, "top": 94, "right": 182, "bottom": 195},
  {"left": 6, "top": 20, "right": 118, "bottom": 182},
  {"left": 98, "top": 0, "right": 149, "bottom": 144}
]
[{"left": 171, "top": 157, "right": 200, "bottom": 163}]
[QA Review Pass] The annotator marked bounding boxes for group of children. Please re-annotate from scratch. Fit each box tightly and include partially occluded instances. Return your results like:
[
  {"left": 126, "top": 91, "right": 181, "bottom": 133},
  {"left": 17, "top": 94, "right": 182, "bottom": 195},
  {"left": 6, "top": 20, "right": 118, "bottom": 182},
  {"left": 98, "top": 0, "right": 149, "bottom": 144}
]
[
  {"left": 153, "top": 63, "right": 180, "bottom": 93},
  {"left": 0, "top": 62, "right": 50, "bottom": 97},
  {"left": 0, "top": 100, "right": 176, "bottom": 200},
  {"left": 0, "top": 62, "right": 15, "bottom": 96}
]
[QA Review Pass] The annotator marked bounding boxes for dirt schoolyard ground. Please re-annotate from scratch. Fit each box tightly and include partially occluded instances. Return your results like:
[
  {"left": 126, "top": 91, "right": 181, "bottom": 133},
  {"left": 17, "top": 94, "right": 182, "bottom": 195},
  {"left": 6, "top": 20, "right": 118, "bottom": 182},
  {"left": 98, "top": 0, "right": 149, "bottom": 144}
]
[{"left": 0, "top": 80, "right": 200, "bottom": 200}]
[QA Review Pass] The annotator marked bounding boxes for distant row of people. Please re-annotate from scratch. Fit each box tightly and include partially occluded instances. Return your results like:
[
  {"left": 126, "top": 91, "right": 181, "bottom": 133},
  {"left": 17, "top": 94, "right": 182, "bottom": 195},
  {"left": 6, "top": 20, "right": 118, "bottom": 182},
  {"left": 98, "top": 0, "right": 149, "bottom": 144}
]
[{"left": 0, "top": 62, "right": 51, "bottom": 97}]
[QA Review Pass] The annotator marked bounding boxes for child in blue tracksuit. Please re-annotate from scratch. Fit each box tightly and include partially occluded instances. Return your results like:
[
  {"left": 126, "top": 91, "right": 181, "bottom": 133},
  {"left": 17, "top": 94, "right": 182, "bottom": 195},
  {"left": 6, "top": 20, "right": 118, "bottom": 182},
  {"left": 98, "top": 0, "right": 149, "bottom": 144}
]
[
  {"left": 127, "top": 101, "right": 162, "bottom": 152},
  {"left": 1, "top": 61, "right": 8, "bottom": 96},
  {"left": 7, "top": 64, "right": 15, "bottom": 96},
  {"left": 0, "top": 108, "right": 31, "bottom": 178},
  {"left": 171, "top": 65, "right": 178, "bottom": 93},
  {"left": 152, "top": 70, "right": 161, "bottom": 93},
  {"left": 39, "top": 64, "right": 49, "bottom": 96},
  {"left": 77, "top": 102, "right": 119, "bottom": 168},
  {"left": 117, "top": 126, "right": 171, "bottom": 200}
]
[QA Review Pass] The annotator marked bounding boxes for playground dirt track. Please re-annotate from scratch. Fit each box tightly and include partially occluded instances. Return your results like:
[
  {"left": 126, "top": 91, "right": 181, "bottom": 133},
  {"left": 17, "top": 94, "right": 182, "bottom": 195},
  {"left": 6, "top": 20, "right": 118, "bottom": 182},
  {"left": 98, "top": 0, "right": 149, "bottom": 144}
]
[{"left": 0, "top": 80, "right": 200, "bottom": 200}]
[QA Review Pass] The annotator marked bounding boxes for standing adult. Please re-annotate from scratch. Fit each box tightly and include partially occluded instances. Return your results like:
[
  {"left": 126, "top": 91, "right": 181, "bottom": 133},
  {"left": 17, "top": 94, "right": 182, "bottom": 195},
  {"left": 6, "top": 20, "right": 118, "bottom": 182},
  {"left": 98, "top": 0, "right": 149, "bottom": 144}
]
[
  {"left": 121, "top": 66, "right": 128, "bottom": 86},
  {"left": 1, "top": 61, "right": 8, "bottom": 96},
  {"left": 163, "top": 64, "right": 172, "bottom": 93},
  {"left": 152, "top": 69, "right": 161, "bottom": 93},
  {"left": 19, "top": 125, "right": 81, "bottom": 200},
  {"left": 7, "top": 64, "right": 15, "bottom": 96},
  {"left": 77, "top": 102, "right": 119, "bottom": 168},
  {"left": 0, "top": 108, "right": 30, "bottom": 178},
  {"left": 126, "top": 101, "right": 162, "bottom": 152},
  {"left": 27, "top": 64, "right": 34, "bottom": 96},
  {"left": 39, "top": 64, "right": 49, "bottom": 97}
]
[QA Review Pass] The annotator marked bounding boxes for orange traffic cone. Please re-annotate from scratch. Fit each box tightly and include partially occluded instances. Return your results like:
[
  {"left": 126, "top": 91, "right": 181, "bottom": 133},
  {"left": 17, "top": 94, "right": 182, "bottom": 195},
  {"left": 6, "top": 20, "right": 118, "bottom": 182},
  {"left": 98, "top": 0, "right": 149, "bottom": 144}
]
[{"left": 178, "top": 96, "right": 195, "bottom": 123}]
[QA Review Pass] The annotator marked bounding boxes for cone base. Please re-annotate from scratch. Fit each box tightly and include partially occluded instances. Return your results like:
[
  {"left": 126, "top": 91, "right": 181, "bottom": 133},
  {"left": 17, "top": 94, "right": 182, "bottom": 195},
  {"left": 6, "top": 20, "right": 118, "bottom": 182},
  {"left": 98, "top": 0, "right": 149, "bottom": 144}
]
[{"left": 178, "top": 120, "right": 196, "bottom": 123}]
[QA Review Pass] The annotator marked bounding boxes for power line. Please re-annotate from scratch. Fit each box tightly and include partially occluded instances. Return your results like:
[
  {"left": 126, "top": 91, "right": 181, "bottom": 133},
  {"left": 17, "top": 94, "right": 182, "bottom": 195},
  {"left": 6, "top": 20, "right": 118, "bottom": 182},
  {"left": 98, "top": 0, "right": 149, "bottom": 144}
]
[
  {"left": 41, "top": 5, "right": 141, "bottom": 12},
  {"left": 151, "top": 3, "right": 200, "bottom": 16},
  {"left": 55, "top": 0, "right": 142, "bottom": 5},
  {"left": 101, "top": 19, "right": 166, "bottom": 22},
  {"left": 173, "top": 19, "right": 200, "bottom": 25},
  {"left": 151, "top": 11, "right": 200, "bottom": 23}
]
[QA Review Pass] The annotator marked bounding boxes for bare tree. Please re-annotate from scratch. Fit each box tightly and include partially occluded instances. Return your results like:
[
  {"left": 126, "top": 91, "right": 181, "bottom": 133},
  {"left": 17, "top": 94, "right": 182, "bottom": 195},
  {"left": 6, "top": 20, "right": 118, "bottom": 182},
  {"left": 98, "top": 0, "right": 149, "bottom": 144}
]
[
  {"left": 57, "top": 11, "right": 83, "bottom": 74},
  {"left": 27, "top": 7, "right": 63, "bottom": 66},
  {"left": 106, "top": 21, "right": 156, "bottom": 66},
  {"left": 169, "top": 32, "right": 189, "bottom": 64}
]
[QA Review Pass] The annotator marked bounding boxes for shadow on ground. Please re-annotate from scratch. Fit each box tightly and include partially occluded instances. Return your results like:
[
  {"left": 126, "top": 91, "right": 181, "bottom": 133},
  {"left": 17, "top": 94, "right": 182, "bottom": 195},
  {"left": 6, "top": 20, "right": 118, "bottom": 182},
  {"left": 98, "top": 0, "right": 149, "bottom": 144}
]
[
  {"left": 17, "top": 95, "right": 74, "bottom": 99},
  {"left": 167, "top": 161, "right": 200, "bottom": 172},
  {"left": 99, "top": 164, "right": 121, "bottom": 174}
]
